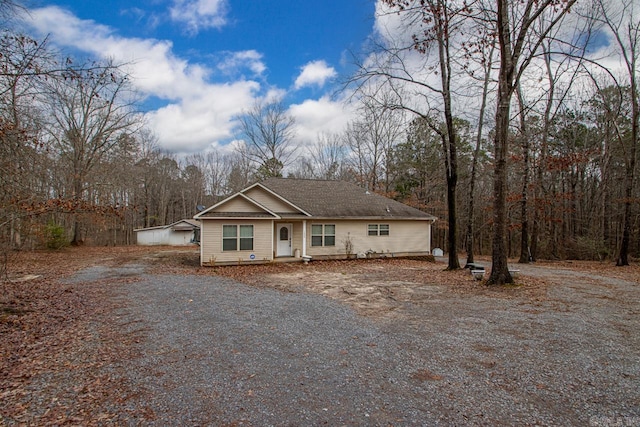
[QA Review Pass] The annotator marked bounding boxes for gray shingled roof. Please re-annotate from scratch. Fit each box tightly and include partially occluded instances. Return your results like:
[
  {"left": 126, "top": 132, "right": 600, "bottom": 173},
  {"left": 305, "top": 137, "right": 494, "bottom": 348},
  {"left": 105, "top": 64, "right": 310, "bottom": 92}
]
[{"left": 259, "top": 178, "right": 436, "bottom": 220}]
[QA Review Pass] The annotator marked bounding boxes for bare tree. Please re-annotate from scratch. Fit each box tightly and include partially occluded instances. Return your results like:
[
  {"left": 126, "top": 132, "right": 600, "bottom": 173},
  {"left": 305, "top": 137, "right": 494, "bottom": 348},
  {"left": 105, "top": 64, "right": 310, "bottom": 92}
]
[
  {"left": 0, "top": 0, "right": 26, "bottom": 27},
  {"left": 342, "top": 121, "right": 367, "bottom": 187},
  {"left": 152, "top": 154, "right": 180, "bottom": 226},
  {"left": 0, "top": 33, "right": 52, "bottom": 249},
  {"left": 237, "top": 99, "right": 296, "bottom": 178},
  {"left": 363, "top": 95, "right": 407, "bottom": 192},
  {"left": 0, "top": 39, "right": 43, "bottom": 273},
  {"left": 591, "top": 0, "right": 639, "bottom": 266},
  {"left": 344, "top": 93, "right": 405, "bottom": 191},
  {"left": 205, "top": 150, "right": 231, "bottom": 201},
  {"left": 465, "top": 41, "right": 496, "bottom": 266},
  {"left": 352, "top": 0, "right": 478, "bottom": 269},
  {"left": 310, "top": 132, "right": 350, "bottom": 180},
  {"left": 525, "top": 23, "right": 590, "bottom": 262},
  {"left": 487, "top": 0, "right": 577, "bottom": 284},
  {"left": 287, "top": 156, "right": 316, "bottom": 179},
  {"left": 226, "top": 147, "right": 254, "bottom": 193},
  {"left": 44, "top": 61, "right": 141, "bottom": 244},
  {"left": 181, "top": 154, "right": 207, "bottom": 218}
]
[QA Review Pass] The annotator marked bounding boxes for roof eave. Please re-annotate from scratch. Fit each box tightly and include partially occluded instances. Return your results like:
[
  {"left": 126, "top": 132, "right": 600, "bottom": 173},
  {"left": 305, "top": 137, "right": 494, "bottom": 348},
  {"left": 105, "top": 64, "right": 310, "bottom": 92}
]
[
  {"left": 306, "top": 216, "right": 437, "bottom": 221},
  {"left": 198, "top": 216, "right": 281, "bottom": 220}
]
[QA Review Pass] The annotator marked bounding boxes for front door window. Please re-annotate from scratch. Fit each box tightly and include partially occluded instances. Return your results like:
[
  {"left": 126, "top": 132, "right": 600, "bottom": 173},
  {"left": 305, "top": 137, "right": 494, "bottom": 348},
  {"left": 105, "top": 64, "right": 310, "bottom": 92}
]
[{"left": 280, "top": 226, "right": 289, "bottom": 241}]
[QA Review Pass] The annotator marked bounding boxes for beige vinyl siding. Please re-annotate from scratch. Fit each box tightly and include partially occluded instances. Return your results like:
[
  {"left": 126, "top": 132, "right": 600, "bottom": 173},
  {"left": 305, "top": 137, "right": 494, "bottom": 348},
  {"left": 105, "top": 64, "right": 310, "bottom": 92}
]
[
  {"left": 244, "top": 187, "right": 300, "bottom": 213},
  {"left": 291, "top": 222, "right": 304, "bottom": 255},
  {"left": 201, "top": 219, "right": 273, "bottom": 265},
  {"left": 214, "top": 196, "right": 265, "bottom": 213},
  {"left": 306, "top": 220, "right": 431, "bottom": 257}
]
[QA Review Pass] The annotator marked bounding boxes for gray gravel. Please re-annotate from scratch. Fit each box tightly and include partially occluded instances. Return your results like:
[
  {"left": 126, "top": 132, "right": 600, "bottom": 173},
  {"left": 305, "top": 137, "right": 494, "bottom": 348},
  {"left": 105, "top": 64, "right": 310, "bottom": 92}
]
[{"left": 90, "top": 265, "right": 639, "bottom": 426}]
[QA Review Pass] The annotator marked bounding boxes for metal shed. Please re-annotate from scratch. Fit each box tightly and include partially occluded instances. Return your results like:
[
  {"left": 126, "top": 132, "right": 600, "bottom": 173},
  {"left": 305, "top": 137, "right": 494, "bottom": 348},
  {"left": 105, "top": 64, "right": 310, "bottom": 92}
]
[{"left": 134, "top": 219, "right": 200, "bottom": 246}]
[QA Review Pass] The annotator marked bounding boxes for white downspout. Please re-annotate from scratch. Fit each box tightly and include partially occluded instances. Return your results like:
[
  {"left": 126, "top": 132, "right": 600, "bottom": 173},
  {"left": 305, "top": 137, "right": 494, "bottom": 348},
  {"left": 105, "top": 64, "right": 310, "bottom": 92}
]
[{"left": 200, "top": 220, "right": 204, "bottom": 265}]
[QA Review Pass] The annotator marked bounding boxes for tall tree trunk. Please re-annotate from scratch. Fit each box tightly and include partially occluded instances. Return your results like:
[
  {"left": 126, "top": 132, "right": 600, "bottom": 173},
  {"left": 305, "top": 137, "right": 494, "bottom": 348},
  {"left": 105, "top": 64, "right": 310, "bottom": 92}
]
[
  {"left": 465, "top": 44, "right": 495, "bottom": 266},
  {"left": 437, "top": 2, "right": 460, "bottom": 271},
  {"left": 532, "top": 45, "right": 555, "bottom": 262},
  {"left": 465, "top": 141, "right": 480, "bottom": 266},
  {"left": 446, "top": 170, "right": 459, "bottom": 269},
  {"left": 551, "top": 178, "right": 560, "bottom": 258},
  {"left": 488, "top": 83, "right": 513, "bottom": 283},
  {"left": 488, "top": 0, "right": 514, "bottom": 285},
  {"left": 516, "top": 85, "right": 531, "bottom": 263},
  {"left": 617, "top": 71, "right": 638, "bottom": 266},
  {"left": 71, "top": 177, "right": 83, "bottom": 245}
]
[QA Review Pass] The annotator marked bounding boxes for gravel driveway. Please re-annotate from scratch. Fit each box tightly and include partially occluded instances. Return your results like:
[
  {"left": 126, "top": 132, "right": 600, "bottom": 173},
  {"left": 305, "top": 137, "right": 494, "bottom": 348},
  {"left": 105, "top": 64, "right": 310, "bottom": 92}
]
[{"left": 83, "top": 261, "right": 639, "bottom": 426}]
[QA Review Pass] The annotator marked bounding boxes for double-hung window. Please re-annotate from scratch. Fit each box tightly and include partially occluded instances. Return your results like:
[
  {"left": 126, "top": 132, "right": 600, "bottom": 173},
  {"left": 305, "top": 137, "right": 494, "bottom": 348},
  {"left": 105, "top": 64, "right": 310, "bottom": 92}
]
[
  {"left": 311, "top": 224, "right": 335, "bottom": 247},
  {"left": 222, "top": 225, "right": 254, "bottom": 251},
  {"left": 368, "top": 224, "right": 390, "bottom": 236}
]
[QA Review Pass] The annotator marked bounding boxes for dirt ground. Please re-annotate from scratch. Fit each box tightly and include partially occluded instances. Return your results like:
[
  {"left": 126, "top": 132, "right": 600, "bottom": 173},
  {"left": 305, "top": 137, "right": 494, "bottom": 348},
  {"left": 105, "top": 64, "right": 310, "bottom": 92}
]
[
  {"left": 147, "top": 248, "right": 640, "bottom": 318},
  {"left": 1, "top": 246, "right": 639, "bottom": 424}
]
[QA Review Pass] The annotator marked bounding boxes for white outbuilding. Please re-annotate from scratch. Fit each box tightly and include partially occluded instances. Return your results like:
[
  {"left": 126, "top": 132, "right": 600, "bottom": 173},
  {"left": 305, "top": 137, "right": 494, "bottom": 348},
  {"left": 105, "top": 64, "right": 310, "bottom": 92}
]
[{"left": 134, "top": 219, "right": 200, "bottom": 246}]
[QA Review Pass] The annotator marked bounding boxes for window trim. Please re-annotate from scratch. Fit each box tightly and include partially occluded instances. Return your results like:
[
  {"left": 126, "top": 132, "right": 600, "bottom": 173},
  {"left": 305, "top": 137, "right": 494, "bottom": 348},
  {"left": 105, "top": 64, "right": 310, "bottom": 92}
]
[
  {"left": 222, "top": 224, "right": 254, "bottom": 251},
  {"left": 311, "top": 224, "right": 336, "bottom": 247},
  {"left": 368, "top": 224, "right": 390, "bottom": 237}
]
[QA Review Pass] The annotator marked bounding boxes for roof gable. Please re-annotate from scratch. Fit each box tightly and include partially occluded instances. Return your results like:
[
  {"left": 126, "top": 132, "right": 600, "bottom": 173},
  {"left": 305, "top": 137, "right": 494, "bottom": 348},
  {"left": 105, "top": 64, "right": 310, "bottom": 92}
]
[
  {"left": 171, "top": 219, "right": 199, "bottom": 231},
  {"left": 243, "top": 185, "right": 309, "bottom": 215},
  {"left": 194, "top": 193, "right": 279, "bottom": 219},
  {"left": 134, "top": 219, "right": 200, "bottom": 232}
]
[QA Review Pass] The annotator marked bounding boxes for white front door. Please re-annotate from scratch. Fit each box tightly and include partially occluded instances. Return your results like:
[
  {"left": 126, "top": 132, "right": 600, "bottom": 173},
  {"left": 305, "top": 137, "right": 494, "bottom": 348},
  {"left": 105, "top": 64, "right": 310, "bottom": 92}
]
[{"left": 276, "top": 223, "right": 292, "bottom": 257}]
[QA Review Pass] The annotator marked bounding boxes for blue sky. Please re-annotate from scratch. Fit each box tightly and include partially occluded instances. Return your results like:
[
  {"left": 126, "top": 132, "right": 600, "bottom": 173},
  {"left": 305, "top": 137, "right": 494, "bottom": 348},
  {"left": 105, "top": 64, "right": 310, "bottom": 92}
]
[
  {"left": 23, "top": 0, "right": 377, "bottom": 154},
  {"left": 19, "top": 1, "right": 626, "bottom": 157}
]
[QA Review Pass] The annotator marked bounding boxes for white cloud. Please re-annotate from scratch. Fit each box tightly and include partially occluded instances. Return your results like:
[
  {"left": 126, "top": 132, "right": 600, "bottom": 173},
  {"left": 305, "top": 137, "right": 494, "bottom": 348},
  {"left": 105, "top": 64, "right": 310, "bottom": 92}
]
[
  {"left": 373, "top": 0, "right": 413, "bottom": 47},
  {"left": 263, "top": 88, "right": 287, "bottom": 104},
  {"left": 27, "top": 7, "right": 203, "bottom": 98},
  {"left": 25, "top": 6, "right": 259, "bottom": 154},
  {"left": 170, "top": 0, "right": 228, "bottom": 35},
  {"left": 217, "top": 50, "right": 266, "bottom": 76},
  {"left": 288, "top": 96, "right": 354, "bottom": 147},
  {"left": 145, "top": 80, "right": 259, "bottom": 153},
  {"left": 294, "top": 60, "right": 337, "bottom": 90}
]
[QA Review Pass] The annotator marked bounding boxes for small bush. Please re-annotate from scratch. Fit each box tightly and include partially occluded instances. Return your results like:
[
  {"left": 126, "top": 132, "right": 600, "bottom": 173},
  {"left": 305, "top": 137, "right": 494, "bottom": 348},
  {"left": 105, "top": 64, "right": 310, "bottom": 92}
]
[
  {"left": 45, "top": 222, "right": 68, "bottom": 250},
  {"left": 342, "top": 233, "right": 354, "bottom": 257},
  {"left": 564, "top": 236, "right": 610, "bottom": 261}
]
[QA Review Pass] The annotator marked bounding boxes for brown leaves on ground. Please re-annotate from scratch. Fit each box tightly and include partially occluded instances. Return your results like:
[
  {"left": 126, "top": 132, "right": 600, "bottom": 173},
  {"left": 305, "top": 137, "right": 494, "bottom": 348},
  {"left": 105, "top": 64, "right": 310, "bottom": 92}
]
[
  {"left": 2, "top": 279, "right": 113, "bottom": 424},
  {"left": 533, "top": 258, "right": 640, "bottom": 281},
  {"left": 1, "top": 246, "right": 155, "bottom": 425},
  {"left": 5, "top": 245, "right": 166, "bottom": 280}
]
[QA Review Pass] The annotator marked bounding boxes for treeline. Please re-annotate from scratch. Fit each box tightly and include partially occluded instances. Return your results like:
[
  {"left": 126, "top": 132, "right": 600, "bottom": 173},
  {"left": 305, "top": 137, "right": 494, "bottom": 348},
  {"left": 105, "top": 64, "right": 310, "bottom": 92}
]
[
  {"left": 1, "top": 0, "right": 639, "bottom": 274},
  {"left": 340, "top": 0, "right": 640, "bottom": 277}
]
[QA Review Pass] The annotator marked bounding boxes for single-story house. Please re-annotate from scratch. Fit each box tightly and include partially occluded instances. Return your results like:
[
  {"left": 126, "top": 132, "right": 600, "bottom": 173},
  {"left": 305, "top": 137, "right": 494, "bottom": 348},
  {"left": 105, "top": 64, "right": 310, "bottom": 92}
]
[
  {"left": 194, "top": 178, "right": 436, "bottom": 266},
  {"left": 134, "top": 219, "right": 200, "bottom": 246}
]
